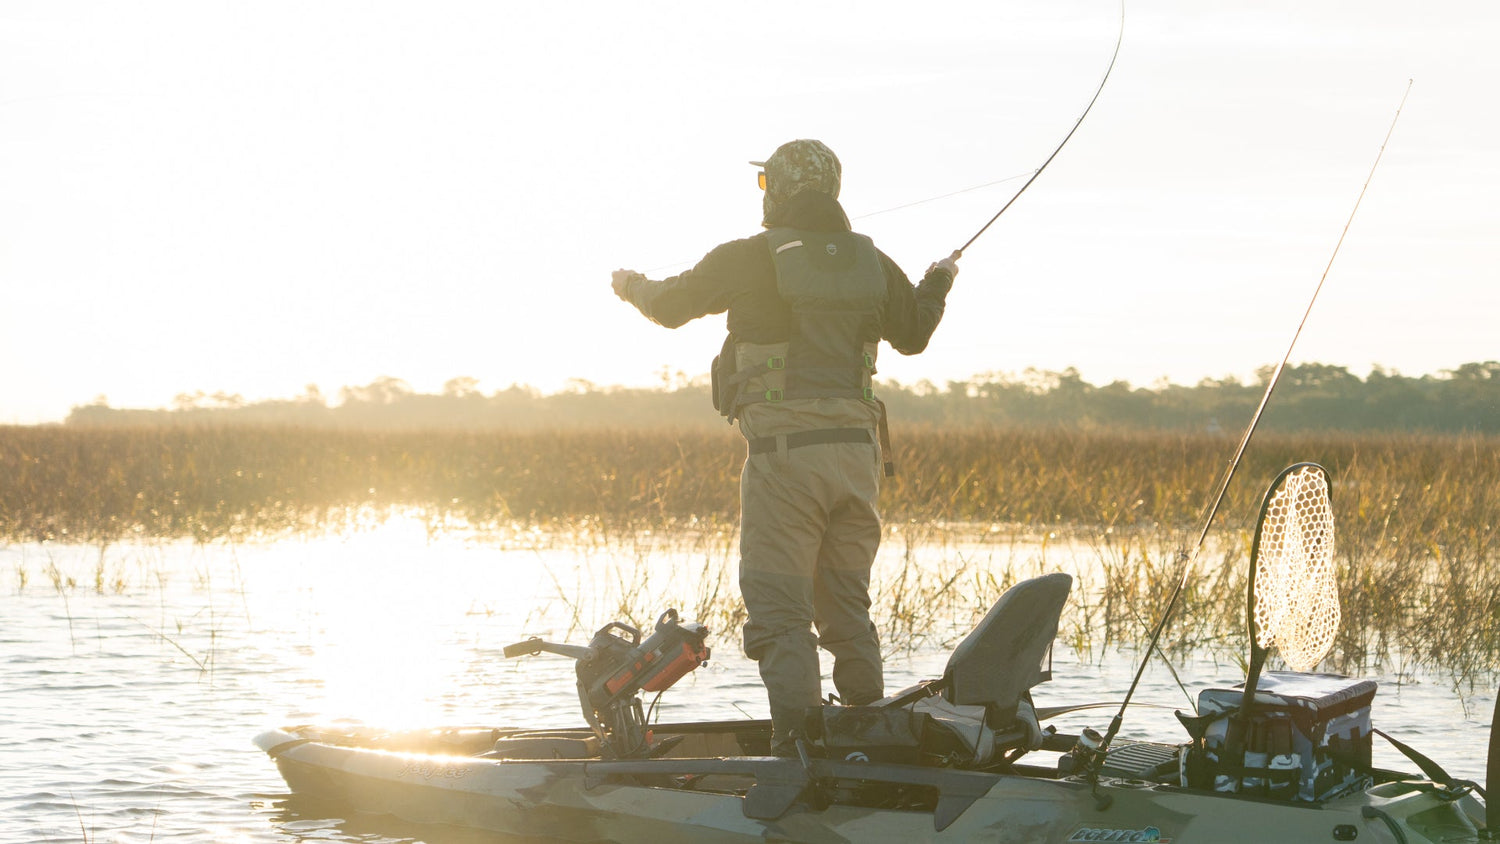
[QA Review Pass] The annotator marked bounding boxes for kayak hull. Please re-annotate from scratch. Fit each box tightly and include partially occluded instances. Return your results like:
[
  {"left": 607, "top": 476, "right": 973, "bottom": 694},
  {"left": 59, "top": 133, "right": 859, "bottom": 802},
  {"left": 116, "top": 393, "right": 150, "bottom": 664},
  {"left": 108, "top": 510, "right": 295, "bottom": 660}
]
[{"left": 255, "top": 724, "right": 1487, "bottom": 843}]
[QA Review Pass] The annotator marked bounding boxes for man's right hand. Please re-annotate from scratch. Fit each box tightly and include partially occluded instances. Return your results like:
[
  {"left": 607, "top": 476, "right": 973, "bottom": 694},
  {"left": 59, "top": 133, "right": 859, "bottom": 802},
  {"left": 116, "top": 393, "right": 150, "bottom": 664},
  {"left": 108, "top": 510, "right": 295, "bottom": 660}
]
[{"left": 927, "top": 250, "right": 960, "bottom": 279}]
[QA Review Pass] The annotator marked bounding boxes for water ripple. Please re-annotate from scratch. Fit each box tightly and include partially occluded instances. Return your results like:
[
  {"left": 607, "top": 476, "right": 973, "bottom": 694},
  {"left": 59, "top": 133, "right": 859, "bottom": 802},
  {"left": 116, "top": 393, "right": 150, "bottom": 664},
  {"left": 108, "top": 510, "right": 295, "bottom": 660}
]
[{"left": 2, "top": 534, "right": 1490, "bottom": 844}]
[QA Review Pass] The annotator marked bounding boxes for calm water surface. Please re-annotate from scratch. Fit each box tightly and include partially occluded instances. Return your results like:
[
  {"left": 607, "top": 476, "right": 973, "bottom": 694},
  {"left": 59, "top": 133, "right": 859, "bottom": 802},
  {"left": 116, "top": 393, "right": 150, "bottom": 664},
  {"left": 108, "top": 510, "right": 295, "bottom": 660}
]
[{"left": 1, "top": 519, "right": 1492, "bottom": 843}]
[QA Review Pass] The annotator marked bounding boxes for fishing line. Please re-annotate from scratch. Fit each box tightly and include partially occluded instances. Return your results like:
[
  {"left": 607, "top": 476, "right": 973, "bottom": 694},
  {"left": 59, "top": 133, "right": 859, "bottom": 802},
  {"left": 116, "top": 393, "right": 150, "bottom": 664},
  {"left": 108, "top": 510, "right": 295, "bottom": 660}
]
[
  {"left": 1097, "top": 79, "right": 1415, "bottom": 754},
  {"left": 954, "top": 0, "right": 1125, "bottom": 257},
  {"left": 640, "top": 170, "right": 1038, "bottom": 275},
  {"left": 852, "top": 170, "right": 1035, "bottom": 222},
  {"left": 639, "top": 5, "right": 1122, "bottom": 277},
  {"left": 642, "top": 2, "right": 1125, "bottom": 276}
]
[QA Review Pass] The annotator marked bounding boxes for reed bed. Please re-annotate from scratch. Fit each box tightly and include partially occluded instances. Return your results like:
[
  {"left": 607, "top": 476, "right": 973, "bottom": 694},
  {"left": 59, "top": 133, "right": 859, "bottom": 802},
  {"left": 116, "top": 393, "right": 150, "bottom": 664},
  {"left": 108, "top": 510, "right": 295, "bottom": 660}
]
[{"left": 3, "top": 423, "right": 1497, "bottom": 680}]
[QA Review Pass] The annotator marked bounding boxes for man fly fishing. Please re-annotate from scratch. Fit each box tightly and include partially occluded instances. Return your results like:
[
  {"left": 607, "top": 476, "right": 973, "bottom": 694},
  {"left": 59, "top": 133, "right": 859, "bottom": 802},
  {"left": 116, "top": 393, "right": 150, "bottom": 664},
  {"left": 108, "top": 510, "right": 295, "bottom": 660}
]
[{"left": 611, "top": 139, "right": 959, "bottom": 753}]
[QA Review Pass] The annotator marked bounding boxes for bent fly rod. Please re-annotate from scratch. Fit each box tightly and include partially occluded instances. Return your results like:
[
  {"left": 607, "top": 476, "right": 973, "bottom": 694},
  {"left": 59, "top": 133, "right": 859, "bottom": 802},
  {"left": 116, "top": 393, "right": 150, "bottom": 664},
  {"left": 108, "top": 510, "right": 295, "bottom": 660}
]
[
  {"left": 1096, "top": 79, "right": 1416, "bottom": 760},
  {"left": 955, "top": 0, "right": 1126, "bottom": 258},
  {"left": 643, "top": 7, "right": 1123, "bottom": 277}
]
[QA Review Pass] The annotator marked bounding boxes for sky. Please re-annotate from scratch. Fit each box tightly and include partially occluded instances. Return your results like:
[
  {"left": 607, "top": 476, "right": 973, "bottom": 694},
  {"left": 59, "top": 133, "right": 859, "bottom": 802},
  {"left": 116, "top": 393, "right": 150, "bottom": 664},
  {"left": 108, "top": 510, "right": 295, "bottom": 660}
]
[{"left": 3, "top": 1, "right": 1497, "bottom": 423}]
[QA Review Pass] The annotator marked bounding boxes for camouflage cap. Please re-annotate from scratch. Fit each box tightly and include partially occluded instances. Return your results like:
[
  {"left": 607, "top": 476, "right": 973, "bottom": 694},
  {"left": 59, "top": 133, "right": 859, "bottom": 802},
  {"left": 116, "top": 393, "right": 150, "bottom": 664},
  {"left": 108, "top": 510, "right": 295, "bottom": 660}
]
[{"left": 753, "top": 139, "right": 841, "bottom": 225}]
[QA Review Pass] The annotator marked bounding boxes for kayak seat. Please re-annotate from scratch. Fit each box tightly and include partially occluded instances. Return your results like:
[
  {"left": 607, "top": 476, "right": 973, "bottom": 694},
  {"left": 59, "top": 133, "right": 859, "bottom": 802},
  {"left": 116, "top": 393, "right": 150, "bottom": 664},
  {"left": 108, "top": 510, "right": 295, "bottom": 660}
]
[
  {"left": 942, "top": 572, "right": 1071, "bottom": 724},
  {"left": 879, "top": 572, "right": 1072, "bottom": 765},
  {"left": 484, "top": 733, "right": 601, "bottom": 760}
]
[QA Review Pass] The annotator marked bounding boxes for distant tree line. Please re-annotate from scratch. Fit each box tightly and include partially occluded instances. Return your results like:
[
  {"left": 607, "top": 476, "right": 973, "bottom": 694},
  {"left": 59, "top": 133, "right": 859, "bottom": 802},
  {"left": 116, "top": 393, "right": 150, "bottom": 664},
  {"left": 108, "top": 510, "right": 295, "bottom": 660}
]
[
  {"left": 884, "top": 361, "right": 1500, "bottom": 433},
  {"left": 62, "top": 361, "right": 1500, "bottom": 434}
]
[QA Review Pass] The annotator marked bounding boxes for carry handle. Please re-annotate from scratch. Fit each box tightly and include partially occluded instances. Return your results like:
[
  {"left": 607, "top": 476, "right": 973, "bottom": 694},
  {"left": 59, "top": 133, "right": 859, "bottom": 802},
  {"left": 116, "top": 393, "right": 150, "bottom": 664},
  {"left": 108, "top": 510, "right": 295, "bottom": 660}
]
[{"left": 598, "top": 621, "right": 642, "bottom": 646}]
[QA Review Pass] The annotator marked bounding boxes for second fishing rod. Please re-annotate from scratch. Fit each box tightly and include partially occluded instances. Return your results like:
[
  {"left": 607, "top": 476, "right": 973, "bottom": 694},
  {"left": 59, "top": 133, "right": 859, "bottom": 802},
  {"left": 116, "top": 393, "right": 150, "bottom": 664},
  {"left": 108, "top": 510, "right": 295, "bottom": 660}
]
[{"left": 1088, "top": 79, "right": 1417, "bottom": 784}]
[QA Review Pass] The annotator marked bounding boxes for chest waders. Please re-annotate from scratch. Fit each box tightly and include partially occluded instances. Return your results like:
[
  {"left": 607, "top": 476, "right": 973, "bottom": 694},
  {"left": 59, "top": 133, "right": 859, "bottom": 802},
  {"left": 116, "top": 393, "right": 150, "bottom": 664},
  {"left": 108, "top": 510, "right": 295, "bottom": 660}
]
[{"left": 713, "top": 227, "right": 894, "bottom": 475}]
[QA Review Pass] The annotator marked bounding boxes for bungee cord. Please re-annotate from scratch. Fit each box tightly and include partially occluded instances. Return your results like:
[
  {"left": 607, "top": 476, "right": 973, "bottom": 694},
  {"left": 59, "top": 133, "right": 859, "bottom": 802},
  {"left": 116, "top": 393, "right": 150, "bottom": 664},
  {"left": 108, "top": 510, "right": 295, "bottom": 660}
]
[{"left": 1095, "top": 79, "right": 1416, "bottom": 761}]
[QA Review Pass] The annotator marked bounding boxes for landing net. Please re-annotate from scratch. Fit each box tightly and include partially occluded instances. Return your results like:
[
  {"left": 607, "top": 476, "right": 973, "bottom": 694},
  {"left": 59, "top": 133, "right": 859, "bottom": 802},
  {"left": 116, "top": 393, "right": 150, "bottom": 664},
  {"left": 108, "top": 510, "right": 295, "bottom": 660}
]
[{"left": 1253, "top": 464, "right": 1339, "bottom": 671}]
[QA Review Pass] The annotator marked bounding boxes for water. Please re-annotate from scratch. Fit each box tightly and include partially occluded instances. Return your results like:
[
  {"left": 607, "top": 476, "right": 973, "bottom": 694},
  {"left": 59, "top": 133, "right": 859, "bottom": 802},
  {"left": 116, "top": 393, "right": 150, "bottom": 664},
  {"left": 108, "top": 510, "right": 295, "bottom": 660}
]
[{"left": 1, "top": 519, "right": 1492, "bottom": 843}]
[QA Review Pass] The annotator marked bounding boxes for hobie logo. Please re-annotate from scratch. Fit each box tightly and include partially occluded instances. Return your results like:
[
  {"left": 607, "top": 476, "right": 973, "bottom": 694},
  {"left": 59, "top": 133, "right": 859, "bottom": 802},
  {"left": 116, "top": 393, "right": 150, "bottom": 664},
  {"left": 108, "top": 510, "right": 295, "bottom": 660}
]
[
  {"left": 397, "top": 760, "right": 470, "bottom": 780},
  {"left": 1068, "top": 827, "right": 1168, "bottom": 843},
  {"left": 825, "top": 243, "right": 838, "bottom": 256}
]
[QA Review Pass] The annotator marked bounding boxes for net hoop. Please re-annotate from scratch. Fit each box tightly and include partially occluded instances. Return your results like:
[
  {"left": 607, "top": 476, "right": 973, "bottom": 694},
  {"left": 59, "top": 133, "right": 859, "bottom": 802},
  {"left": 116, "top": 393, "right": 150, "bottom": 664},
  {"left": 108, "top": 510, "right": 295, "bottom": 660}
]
[{"left": 1247, "top": 462, "right": 1339, "bottom": 672}]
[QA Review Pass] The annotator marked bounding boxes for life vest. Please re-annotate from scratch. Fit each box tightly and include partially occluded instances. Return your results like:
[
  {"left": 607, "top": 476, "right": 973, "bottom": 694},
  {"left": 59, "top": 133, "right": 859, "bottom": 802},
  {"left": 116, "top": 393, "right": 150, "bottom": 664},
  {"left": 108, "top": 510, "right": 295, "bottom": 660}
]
[{"left": 714, "top": 227, "right": 886, "bottom": 420}]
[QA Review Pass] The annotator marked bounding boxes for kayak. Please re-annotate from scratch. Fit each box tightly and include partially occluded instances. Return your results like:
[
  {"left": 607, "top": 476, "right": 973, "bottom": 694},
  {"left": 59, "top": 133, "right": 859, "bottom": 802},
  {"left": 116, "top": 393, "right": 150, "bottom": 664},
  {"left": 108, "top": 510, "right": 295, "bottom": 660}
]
[
  {"left": 254, "top": 718, "right": 1485, "bottom": 843},
  {"left": 255, "top": 570, "right": 1493, "bottom": 842}
]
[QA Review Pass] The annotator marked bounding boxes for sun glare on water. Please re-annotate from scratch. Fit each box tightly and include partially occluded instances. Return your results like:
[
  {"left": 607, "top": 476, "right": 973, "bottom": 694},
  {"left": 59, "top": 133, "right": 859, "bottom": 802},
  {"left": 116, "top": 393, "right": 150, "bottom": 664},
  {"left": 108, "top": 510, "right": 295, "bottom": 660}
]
[{"left": 240, "top": 514, "right": 561, "bottom": 729}]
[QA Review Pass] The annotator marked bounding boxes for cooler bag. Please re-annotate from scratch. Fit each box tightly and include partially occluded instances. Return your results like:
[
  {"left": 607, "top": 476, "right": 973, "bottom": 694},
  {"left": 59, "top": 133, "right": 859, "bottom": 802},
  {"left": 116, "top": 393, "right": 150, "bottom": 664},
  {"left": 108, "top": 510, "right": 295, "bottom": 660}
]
[{"left": 1184, "top": 671, "right": 1375, "bottom": 801}]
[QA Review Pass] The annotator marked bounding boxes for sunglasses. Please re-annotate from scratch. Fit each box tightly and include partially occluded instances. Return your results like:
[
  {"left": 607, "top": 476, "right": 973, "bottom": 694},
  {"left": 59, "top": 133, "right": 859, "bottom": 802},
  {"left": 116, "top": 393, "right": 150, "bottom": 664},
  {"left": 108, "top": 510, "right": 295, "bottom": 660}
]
[{"left": 757, "top": 171, "right": 767, "bottom": 191}]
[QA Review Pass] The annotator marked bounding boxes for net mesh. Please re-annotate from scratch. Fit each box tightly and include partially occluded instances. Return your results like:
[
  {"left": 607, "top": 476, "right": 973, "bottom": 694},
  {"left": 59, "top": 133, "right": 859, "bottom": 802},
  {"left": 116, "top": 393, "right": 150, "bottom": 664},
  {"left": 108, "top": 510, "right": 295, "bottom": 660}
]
[{"left": 1252, "top": 464, "right": 1339, "bottom": 672}]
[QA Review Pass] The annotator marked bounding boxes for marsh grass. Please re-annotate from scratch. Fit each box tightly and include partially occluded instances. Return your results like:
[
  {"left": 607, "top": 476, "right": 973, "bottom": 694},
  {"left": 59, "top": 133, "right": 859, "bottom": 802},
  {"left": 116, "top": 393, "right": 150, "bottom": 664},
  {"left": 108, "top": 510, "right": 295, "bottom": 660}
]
[
  {"left": 5, "top": 423, "right": 1497, "bottom": 681},
  {"left": 22, "top": 540, "right": 232, "bottom": 681},
  {"left": 532, "top": 515, "right": 1498, "bottom": 690}
]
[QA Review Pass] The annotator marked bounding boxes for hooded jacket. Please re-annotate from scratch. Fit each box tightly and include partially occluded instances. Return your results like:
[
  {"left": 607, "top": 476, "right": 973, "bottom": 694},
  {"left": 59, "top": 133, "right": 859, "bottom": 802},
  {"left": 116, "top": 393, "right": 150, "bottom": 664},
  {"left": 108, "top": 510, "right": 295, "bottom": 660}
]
[{"left": 620, "top": 191, "right": 952, "bottom": 358}]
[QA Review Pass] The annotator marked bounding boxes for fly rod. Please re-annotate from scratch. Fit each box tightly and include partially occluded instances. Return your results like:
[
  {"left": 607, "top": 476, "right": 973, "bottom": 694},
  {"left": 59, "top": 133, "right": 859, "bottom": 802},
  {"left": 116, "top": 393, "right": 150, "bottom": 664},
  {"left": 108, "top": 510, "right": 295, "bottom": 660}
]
[
  {"left": 955, "top": 0, "right": 1125, "bottom": 258},
  {"left": 645, "top": 7, "right": 1123, "bottom": 277},
  {"left": 1095, "top": 79, "right": 1416, "bottom": 760}
]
